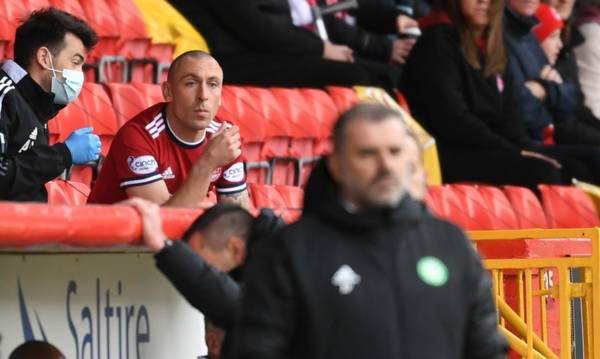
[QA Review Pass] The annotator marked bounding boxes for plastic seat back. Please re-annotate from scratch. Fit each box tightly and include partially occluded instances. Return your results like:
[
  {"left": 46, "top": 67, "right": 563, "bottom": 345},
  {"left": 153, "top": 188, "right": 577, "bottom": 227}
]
[
  {"left": 249, "top": 184, "right": 287, "bottom": 214},
  {"left": 104, "top": 83, "right": 148, "bottom": 126},
  {"left": 132, "top": 83, "right": 164, "bottom": 107},
  {"left": 449, "top": 184, "right": 496, "bottom": 230},
  {"left": 502, "top": 186, "right": 549, "bottom": 229},
  {"left": 425, "top": 186, "right": 471, "bottom": 229},
  {"left": 477, "top": 185, "right": 520, "bottom": 229},
  {"left": 219, "top": 86, "right": 268, "bottom": 184},
  {"left": 275, "top": 185, "right": 304, "bottom": 222},
  {"left": 538, "top": 185, "right": 600, "bottom": 228},
  {"left": 80, "top": 83, "right": 119, "bottom": 157}
]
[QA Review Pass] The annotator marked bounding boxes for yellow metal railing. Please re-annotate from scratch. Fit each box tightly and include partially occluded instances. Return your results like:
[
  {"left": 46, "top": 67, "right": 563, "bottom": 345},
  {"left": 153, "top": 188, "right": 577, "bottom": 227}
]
[{"left": 468, "top": 228, "right": 600, "bottom": 359}]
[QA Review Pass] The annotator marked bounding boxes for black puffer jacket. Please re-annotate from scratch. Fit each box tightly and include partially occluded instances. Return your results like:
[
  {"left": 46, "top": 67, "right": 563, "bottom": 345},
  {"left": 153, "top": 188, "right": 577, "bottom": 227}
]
[
  {"left": 0, "top": 60, "right": 72, "bottom": 202},
  {"left": 233, "top": 160, "right": 508, "bottom": 359}
]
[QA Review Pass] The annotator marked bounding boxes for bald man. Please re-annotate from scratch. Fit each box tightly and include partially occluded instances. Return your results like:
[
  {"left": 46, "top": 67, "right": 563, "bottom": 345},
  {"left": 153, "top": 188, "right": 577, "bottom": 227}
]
[
  {"left": 9, "top": 341, "right": 65, "bottom": 359},
  {"left": 88, "top": 51, "right": 249, "bottom": 208}
]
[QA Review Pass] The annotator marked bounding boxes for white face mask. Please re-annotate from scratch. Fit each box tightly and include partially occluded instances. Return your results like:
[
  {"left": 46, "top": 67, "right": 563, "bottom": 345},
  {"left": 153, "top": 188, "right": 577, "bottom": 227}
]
[{"left": 46, "top": 50, "right": 84, "bottom": 105}]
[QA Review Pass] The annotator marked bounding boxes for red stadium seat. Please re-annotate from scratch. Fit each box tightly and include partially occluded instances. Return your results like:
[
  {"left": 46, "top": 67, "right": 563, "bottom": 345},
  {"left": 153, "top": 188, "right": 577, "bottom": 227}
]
[
  {"left": 105, "top": 0, "right": 150, "bottom": 60},
  {"left": 477, "top": 185, "right": 520, "bottom": 229},
  {"left": 104, "top": 83, "right": 147, "bottom": 126},
  {"left": 26, "top": 0, "right": 51, "bottom": 11},
  {"left": 248, "top": 184, "right": 287, "bottom": 216},
  {"left": 449, "top": 184, "right": 496, "bottom": 230},
  {"left": 79, "top": 83, "right": 118, "bottom": 157},
  {"left": 46, "top": 180, "right": 90, "bottom": 205},
  {"left": 300, "top": 88, "right": 339, "bottom": 156},
  {"left": 325, "top": 86, "right": 360, "bottom": 112},
  {"left": 538, "top": 185, "right": 600, "bottom": 228},
  {"left": 218, "top": 86, "right": 269, "bottom": 184},
  {"left": 80, "top": 0, "right": 124, "bottom": 82},
  {"left": 133, "top": 83, "right": 164, "bottom": 107},
  {"left": 2, "top": 0, "right": 28, "bottom": 58},
  {"left": 425, "top": 186, "right": 471, "bottom": 229},
  {"left": 270, "top": 88, "right": 321, "bottom": 186},
  {"left": 245, "top": 87, "right": 293, "bottom": 185},
  {"left": 50, "top": 0, "right": 89, "bottom": 22},
  {"left": 502, "top": 186, "right": 549, "bottom": 229},
  {"left": 275, "top": 185, "right": 304, "bottom": 222},
  {"left": 51, "top": 97, "right": 90, "bottom": 143}
]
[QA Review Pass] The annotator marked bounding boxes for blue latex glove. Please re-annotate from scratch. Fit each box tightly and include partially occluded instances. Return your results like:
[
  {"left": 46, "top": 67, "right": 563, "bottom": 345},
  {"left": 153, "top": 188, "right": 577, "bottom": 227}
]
[{"left": 64, "top": 127, "right": 101, "bottom": 165}]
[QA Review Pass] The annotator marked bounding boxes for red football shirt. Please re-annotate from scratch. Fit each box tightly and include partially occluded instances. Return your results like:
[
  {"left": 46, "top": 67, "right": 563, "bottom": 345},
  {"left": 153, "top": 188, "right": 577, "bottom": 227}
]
[{"left": 88, "top": 103, "right": 247, "bottom": 204}]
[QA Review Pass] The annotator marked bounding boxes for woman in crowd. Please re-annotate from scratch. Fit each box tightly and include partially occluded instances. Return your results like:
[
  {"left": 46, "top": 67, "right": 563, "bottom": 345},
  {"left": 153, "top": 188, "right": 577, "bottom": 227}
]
[{"left": 402, "top": 0, "right": 599, "bottom": 188}]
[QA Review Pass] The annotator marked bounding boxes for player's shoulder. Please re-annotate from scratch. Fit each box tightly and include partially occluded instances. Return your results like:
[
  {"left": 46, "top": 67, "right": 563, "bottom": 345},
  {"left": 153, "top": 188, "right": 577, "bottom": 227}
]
[{"left": 117, "top": 103, "right": 167, "bottom": 140}]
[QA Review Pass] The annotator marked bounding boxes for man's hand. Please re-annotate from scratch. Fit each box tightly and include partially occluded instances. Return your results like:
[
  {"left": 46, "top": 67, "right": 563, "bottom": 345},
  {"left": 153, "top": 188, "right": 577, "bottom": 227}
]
[
  {"left": 521, "top": 150, "right": 562, "bottom": 169},
  {"left": 323, "top": 41, "right": 354, "bottom": 63},
  {"left": 200, "top": 122, "right": 242, "bottom": 169},
  {"left": 524, "top": 81, "right": 547, "bottom": 101},
  {"left": 396, "top": 14, "right": 418, "bottom": 33},
  {"left": 64, "top": 127, "right": 101, "bottom": 165},
  {"left": 540, "top": 65, "right": 563, "bottom": 84},
  {"left": 122, "top": 197, "right": 167, "bottom": 252},
  {"left": 391, "top": 38, "right": 416, "bottom": 64}
]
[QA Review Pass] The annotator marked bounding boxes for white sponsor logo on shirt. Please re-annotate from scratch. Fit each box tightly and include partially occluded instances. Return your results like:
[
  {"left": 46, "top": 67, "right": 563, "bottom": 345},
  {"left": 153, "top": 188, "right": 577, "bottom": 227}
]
[
  {"left": 223, "top": 163, "right": 244, "bottom": 182},
  {"left": 127, "top": 155, "right": 158, "bottom": 175}
]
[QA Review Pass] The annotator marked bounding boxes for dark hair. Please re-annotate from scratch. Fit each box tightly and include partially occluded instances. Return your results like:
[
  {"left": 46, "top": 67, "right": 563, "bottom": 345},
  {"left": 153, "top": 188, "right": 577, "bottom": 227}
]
[
  {"left": 443, "top": 0, "right": 506, "bottom": 76},
  {"left": 9, "top": 340, "right": 64, "bottom": 359},
  {"left": 333, "top": 103, "right": 408, "bottom": 152},
  {"left": 182, "top": 203, "right": 253, "bottom": 250},
  {"left": 167, "top": 50, "right": 216, "bottom": 81},
  {"left": 14, "top": 7, "right": 98, "bottom": 69}
]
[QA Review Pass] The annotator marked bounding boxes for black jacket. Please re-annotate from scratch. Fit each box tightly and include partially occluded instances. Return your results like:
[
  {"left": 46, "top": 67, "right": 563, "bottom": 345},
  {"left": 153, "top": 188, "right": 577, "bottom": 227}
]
[
  {"left": 504, "top": 9, "right": 600, "bottom": 146},
  {"left": 554, "top": 26, "right": 600, "bottom": 146},
  {"left": 402, "top": 23, "right": 533, "bottom": 153},
  {"left": 155, "top": 241, "right": 241, "bottom": 330},
  {"left": 0, "top": 60, "right": 72, "bottom": 202},
  {"left": 233, "top": 160, "right": 508, "bottom": 359},
  {"left": 169, "top": 0, "right": 393, "bottom": 62}
]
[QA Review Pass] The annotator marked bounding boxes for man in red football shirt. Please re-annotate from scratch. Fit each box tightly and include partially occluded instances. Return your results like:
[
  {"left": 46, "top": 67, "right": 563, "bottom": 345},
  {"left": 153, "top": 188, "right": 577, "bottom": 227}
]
[{"left": 88, "top": 51, "right": 249, "bottom": 207}]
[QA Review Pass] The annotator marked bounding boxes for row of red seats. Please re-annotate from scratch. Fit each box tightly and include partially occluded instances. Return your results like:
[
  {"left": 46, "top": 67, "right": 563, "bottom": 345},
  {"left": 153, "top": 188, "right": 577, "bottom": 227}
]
[
  {"left": 426, "top": 184, "right": 599, "bottom": 229},
  {"left": 47, "top": 84, "right": 360, "bottom": 188},
  {"left": 46, "top": 180, "right": 305, "bottom": 223},
  {"left": 0, "top": 0, "right": 171, "bottom": 83},
  {"left": 47, "top": 179, "right": 599, "bottom": 230}
]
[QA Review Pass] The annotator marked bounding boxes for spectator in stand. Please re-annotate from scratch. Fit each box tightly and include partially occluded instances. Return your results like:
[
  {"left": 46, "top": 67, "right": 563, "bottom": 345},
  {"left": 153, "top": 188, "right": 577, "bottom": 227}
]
[
  {"left": 9, "top": 341, "right": 65, "bottom": 359},
  {"left": 403, "top": 0, "right": 563, "bottom": 189},
  {"left": 533, "top": 2, "right": 600, "bottom": 144},
  {"left": 574, "top": 0, "right": 600, "bottom": 119},
  {"left": 504, "top": 0, "right": 600, "bottom": 182},
  {"left": 168, "top": 0, "right": 416, "bottom": 93},
  {"left": 88, "top": 51, "right": 249, "bottom": 208},
  {"left": 0, "top": 8, "right": 100, "bottom": 202},
  {"left": 505, "top": 0, "right": 600, "bottom": 147}
]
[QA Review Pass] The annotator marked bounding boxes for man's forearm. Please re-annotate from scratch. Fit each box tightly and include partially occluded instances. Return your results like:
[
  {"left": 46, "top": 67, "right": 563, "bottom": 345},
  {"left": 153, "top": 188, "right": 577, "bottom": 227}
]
[{"left": 165, "top": 163, "right": 213, "bottom": 207}]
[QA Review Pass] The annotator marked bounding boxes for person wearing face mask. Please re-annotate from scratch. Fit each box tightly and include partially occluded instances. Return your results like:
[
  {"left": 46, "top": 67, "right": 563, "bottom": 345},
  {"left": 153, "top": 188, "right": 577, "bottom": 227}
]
[{"left": 0, "top": 7, "right": 100, "bottom": 202}]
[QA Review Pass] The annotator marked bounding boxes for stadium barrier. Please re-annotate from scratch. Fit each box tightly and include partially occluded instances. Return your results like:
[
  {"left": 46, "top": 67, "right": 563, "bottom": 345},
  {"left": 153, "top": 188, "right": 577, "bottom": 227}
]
[{"left": 470, "top": 228, "right": 600, "bottom": 359}]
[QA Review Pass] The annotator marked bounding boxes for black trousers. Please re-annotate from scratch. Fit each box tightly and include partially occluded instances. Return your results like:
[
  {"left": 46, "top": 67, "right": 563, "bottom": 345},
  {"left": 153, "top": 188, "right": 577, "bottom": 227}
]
[
  {"left": 216, "top": 53, "right": 402, "bottom": 93},
  {"left": 536, "top": 144, "right": 600, "bottom": 184}
]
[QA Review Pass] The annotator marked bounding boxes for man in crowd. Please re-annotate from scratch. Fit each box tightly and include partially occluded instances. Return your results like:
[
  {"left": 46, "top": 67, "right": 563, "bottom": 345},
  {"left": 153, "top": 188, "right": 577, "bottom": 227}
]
[
  {"left": 0, "top": 8, "right": 101, "bottom": 202},
  {"left": 127, "top": 198, "right": 283, "bottom": 357},
  {"left": 88, "top": 51, "right": 249, "bottom": 207},
  {"left": 234, "top": 104, "right": 507, "bottom": 358}
]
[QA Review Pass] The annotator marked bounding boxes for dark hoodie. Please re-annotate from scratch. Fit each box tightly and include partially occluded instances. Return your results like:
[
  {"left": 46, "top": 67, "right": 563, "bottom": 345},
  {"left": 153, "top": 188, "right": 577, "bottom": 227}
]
[{"left": 233, "top": 160, "right": 507, "bottom": 359}]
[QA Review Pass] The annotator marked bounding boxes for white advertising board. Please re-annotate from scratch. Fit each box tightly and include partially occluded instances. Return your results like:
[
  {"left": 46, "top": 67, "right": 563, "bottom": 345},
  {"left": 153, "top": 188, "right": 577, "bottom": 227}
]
[{"left": 0, "top": 252, "right": 207, "bottom": 359}]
